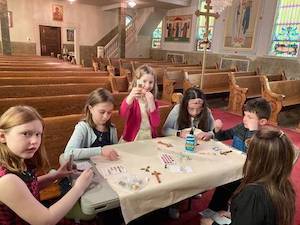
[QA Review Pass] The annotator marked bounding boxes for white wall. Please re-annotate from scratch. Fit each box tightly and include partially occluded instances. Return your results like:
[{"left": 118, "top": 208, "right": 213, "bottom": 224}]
[{"left": 7, "top": 0, "right": 118, "bottom": 55}]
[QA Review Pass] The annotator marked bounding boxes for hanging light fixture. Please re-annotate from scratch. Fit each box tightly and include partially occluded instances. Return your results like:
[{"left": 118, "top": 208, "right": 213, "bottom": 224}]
[
  {"left": 127, "top": 0, "right": 137, "bottom": 8},
  {"left": 68, "top": 0, "right": 76, "bottom": 4},
  {"left": 210, "top": 0, "right": 233, "bottom": 13}
]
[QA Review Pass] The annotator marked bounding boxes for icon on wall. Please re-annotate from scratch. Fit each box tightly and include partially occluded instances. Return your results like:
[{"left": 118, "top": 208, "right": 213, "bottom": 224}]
[
  {"left": 164, "top": 15, "right": 192, "bottom": 42},
  {"left": 67, "top": 29, "right": 74, "bottom": 42},
  {"left": 52, "top": 4, "right": 63, "bottom": 21}
]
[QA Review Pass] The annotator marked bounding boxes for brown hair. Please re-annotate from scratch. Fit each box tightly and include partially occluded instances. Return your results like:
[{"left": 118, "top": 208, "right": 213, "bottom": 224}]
[
  {"left": 83, "top": 88, "right": 114, "bottom": 128},
  {"left": 130, "top": 64, "right": 158, "bottom": 98},
  {"left": 0, "top": 106, "right": 48, "bottom": 173},
  {"left": 234, "top": 126, "right": 295, "bottom": 225},
  {"left": 243, "top": 98, "right": 271, "bottom": 120},
  {"left": 177, "top": 87, "right": 210, "bottom": 131}
]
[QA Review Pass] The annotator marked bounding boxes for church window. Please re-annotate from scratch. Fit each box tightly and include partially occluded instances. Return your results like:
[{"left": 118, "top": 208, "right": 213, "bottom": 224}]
[
  {"left": 152, "top": 21, "right": 162, "bottom": 48},
  {"left": 196, "top": 0, "right": 215, "bottom": 51},
  {"left": 270, "top": 0, "right": 300, "bottom": 57}
]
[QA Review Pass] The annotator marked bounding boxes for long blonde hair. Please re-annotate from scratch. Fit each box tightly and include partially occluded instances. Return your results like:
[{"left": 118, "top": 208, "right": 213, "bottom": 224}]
[
  {"left": 130, "top": 64, "right": 158, "bottom": 98},
  {"left": 0, "top": 106, "right": 48, "bottom": 173}
]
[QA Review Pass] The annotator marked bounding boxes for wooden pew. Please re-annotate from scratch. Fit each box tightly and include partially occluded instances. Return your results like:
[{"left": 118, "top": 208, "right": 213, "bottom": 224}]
[
  {"left": 43, "top": 105, "right": 173, "bottom": 168},
  {"left": 110, "top": 76, "right": 129, "bottom": 94},
  {"left": 0, "top": 76, "right": 109, "bottom": 86},
  {"left": 0, "top": 66, "right": 92, "bottom": 71},
  {"left": 0, "top": 83, "right": 111, "bottom": 98},
  {"left": 260, "top": 76, "right": 300, "bottom": 125},
  {"left": 183, "top": 72, "right": 230, "bottom": 94},
  {"left": 0, "top": 71, "right": 108, "bottom": 77},
  {"left": 227, "top": 74, "right": 286, "bottom": 115},
  {"left": 0, "top": 93, "right": 128, "bottom": 117},
  {"left": 185, "top": 67, "right": 237, "bottom": 75}
]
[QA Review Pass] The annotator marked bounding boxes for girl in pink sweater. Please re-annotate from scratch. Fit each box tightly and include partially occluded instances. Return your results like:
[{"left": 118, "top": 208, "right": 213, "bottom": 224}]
[{"left": 120, "top": 64, "right": 160, "bottom": 142}]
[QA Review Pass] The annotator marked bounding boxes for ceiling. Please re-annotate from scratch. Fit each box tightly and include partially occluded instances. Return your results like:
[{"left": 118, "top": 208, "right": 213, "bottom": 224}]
[{"left": 63, "top": 0, "right": 191, "bottom": 9}]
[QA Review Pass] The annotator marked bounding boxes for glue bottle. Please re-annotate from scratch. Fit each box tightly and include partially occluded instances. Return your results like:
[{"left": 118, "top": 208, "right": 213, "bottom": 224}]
[{"left": 185, "top": 127, "right": 196, "bottom": 152}]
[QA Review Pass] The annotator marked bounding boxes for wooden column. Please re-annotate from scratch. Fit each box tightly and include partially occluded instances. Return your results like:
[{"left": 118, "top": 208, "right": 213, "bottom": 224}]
[
  {"left": 118, "top": 0, "right": 126, "bottom": 58},
  {"left": 0, "top": 0, "right": 11, "bottom": 55}
]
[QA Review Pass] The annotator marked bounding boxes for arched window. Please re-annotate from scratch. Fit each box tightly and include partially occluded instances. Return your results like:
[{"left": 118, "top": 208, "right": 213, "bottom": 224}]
[
  {"left": 196, "top": 0, "right": 215, "bottom": 51},
  {"left": 270, "top": 0, "right": 300, "bottom": 57},
  {"left": 152, "top": 21, "right": 162, "bottom": 48}
]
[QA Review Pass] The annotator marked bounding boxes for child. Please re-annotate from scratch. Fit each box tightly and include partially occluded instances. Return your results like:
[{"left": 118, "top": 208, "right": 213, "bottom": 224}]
[
  {"left": 208, "top": 97, "right": 271, "bottom": 211},
  {"left": 120, "top": 64, "right": 160, "bottom": 142},
  {"left": 214, "top": 97, "right": 271, "bottom": 153},
  {"left": 64, "top": 88, "right": 119, "bottom": 161},
  {"left": 201, "top": 126, "right": 296, "bottom": 225},
  {"left": 0, "top": 105, "right": 93, "bottom": 225},
  {"left": 162, "top": 87, "right": 214, "bottom": 141}
]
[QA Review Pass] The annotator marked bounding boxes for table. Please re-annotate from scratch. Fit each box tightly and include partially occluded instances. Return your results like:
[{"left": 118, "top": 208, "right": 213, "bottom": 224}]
[{"left": 81, "top": 136, "right": 246, "bottom": 224}]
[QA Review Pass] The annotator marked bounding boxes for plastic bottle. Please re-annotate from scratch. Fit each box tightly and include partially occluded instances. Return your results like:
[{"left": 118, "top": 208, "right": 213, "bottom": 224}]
[{"left": 185, "top": 127, "right": 196, "bottom": 152}]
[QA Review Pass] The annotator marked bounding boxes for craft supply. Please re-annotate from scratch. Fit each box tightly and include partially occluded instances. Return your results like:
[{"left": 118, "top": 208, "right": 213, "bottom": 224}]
[
  {"left": 160, "top": 153, "right": 175, "bottom": 165},
  {"left": 140, "top": 166, "right": 150, "bottom": 172},
  {"left": 220, "top": 150, "right": 233, "bottom": 155},
  {"left": 185, "top": 128, "right": 196, "bottom": 152},
  {"left": 99, "top": 165, "right": 127, "bottom": 177},
  {"left": 151, "top": 171, "right": 161, "bottom": 183},
  {"left": 157, "top": 140, "right": 173, "bottom": 147}
]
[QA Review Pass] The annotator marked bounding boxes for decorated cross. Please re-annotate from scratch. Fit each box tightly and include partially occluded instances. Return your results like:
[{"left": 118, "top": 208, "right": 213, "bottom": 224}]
[
  {"left": 151, "top": 170, "right": 161, "bottom": 183},
  {"left": 195, "top": 0, "right": 220, "bottom": 89}
]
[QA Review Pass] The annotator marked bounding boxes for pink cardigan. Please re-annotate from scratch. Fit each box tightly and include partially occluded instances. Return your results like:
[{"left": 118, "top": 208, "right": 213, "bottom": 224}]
[{"left": 120, "top": 98, "right": 160, "bottom": 142}]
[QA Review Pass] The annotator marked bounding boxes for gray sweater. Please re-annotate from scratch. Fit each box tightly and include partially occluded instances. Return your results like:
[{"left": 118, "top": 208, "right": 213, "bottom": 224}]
[
  {"left": 162, "top": 104, "right": 214, "bottom": 136},
  {"left": 64, "top": 121, "right": 118, "bottom": 160}
]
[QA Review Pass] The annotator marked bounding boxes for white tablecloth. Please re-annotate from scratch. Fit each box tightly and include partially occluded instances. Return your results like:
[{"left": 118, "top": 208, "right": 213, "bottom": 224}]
[{"left": 91, "top": 136, "right": 246, "bottom": 224}]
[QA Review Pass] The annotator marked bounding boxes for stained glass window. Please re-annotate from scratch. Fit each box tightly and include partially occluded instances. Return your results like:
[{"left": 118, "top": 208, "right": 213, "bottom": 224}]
[
  {"left": 152, "top": 21, "right": 162, "bottom": 48},
  {"left": 196, "top": 0, "right": 215, "bottom": 51},
  {"left": 270, "top": 0, "right": 300, "bottom": 57}
]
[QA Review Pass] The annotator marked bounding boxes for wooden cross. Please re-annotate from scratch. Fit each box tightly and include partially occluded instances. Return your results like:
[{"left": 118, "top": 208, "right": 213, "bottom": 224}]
[
  {"left": 151, "top": 170, "right": 161, "bottom": 183},
  {"left": 195, "top": 0, "right": 220, "bottom": 89},
  {"left": 141, "top": 166, "right": 150, "bottom": 172}
]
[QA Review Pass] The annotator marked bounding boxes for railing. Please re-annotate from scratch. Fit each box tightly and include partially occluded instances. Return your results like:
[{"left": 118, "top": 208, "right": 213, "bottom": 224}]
[{"left": 104, "top": 7, "right": 154, "bottom": 58}]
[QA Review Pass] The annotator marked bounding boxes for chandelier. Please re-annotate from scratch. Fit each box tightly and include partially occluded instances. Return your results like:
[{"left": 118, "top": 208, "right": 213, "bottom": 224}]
[{"left": 210, "top": 0, "right": 233, "bottom": 13}]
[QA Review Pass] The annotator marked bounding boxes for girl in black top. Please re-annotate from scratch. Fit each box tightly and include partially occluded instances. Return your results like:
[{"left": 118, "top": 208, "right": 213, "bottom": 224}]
[{"left": 201, "top": 126, "right": 296, "bottom": 225}]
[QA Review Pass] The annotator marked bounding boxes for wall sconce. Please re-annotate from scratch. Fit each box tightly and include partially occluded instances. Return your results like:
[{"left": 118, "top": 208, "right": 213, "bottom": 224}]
[{"left": 127, "top": 0, "right": 136, "bottom": 8}]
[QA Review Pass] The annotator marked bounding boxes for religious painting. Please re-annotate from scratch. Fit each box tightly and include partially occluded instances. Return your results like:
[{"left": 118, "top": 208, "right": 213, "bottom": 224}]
[
  {"left": 166, "top": 53, "right": 185, "bottom": 63},
  {"left": 224, "top": 0, "right": 261, "bottom": 49},
  {"left": 220, "top": 57, "right": 250, "bottom": 71},
  {"left": 52, "top": 4, "right": 63, "bottom": 21},
  {"left": 8, "top": 11, "right": 13, "bottom": 28},
  {"left": 164, "top": 15, "right": 192, "bottom": 42},
  {"left": 67, "top": 29, "right": 74, "bottom": 42}
]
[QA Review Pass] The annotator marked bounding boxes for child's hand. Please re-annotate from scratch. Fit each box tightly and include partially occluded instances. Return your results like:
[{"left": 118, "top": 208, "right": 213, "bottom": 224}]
[
  {"left": 180, "top": 129, "right": 190, "bottom": 138},
  {"left": 196, "top": 132, "right": 213, "bottom": 141},
  {"left": 144, "top": 91, "right": 154, "bottom": 102},
  {"left": 127, "top": 87, "right": 143, "bottom": 104},
  {"left": 73, "top": 168, "right": 93, "bottom": 192},
  {"left": 144, "top": 91, "right": 156, "bottom": 112},
  {"left": 200, "top": 217, "right": 214, "bottom": 225},
  {"left": 101, "top": 148, "right": 119, "bottom": 161},
  {"left": 56, "top": 161, "right": 75, "bottom": 179},
  {"left": 130, "top": 87, "right": 143, "bottom": 98},
  {"left": 214, "top": 119, "right": 223, "bottom": 132},
  {"left": 217, "top": 210, "right": 231, "bottom": 219}
]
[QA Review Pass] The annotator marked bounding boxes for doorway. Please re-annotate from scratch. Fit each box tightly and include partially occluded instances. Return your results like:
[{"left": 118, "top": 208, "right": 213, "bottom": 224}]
[{"left": 39, "top": 25, "right": 61, "bottom": 56}]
